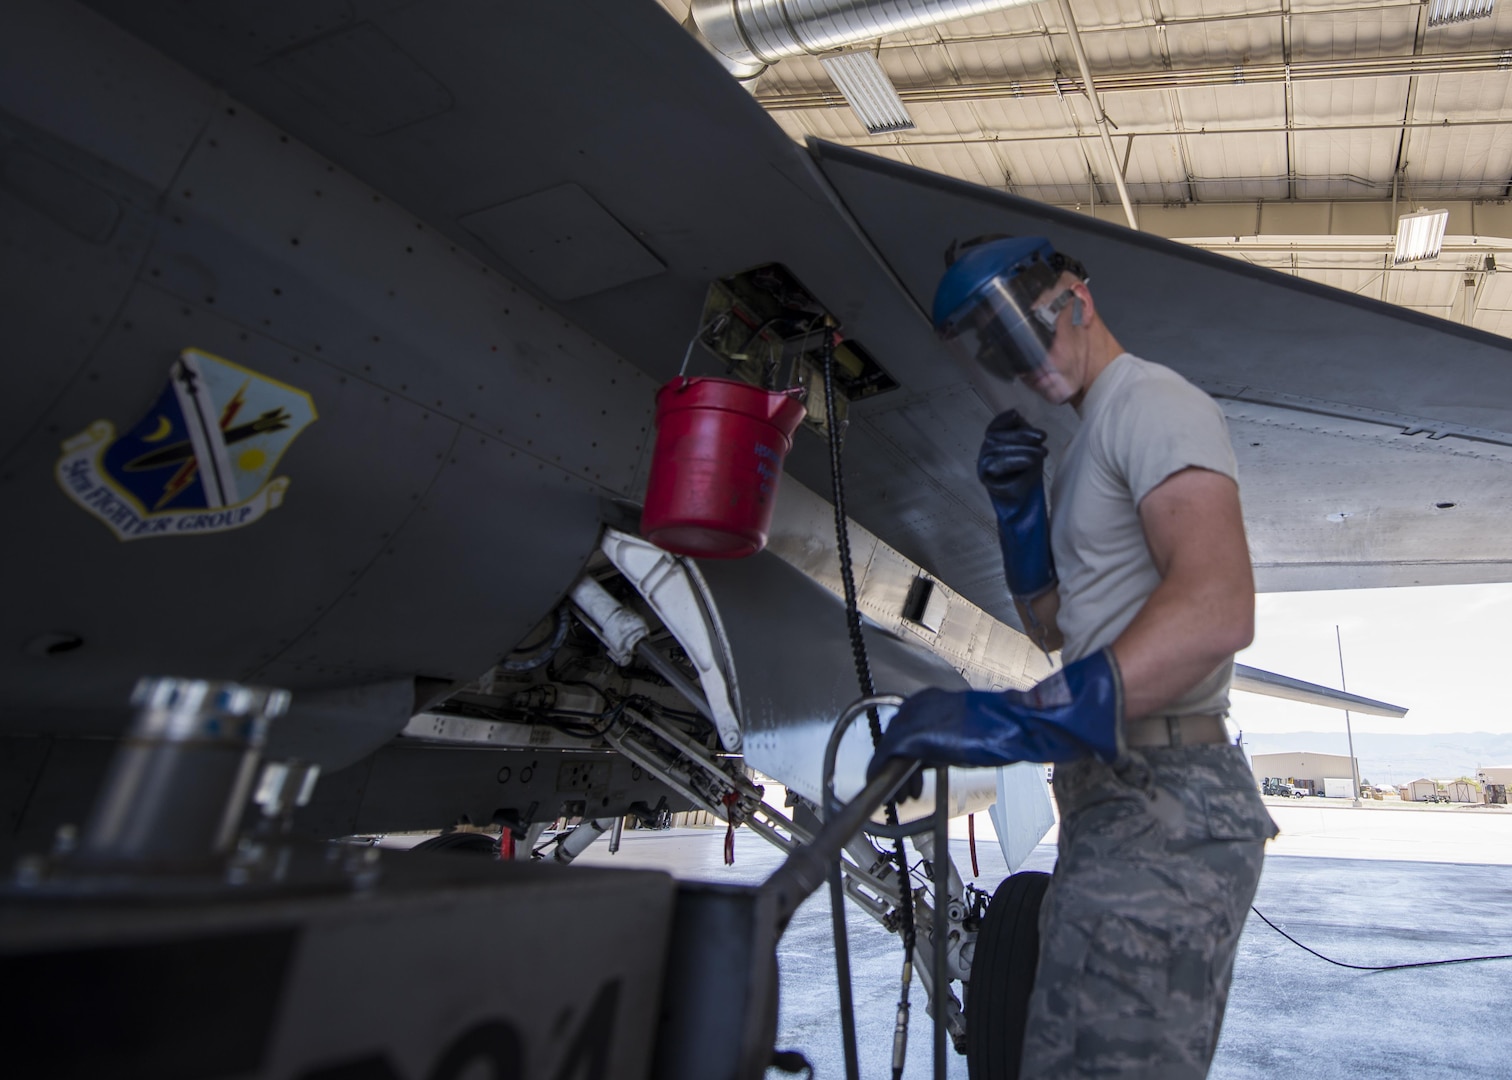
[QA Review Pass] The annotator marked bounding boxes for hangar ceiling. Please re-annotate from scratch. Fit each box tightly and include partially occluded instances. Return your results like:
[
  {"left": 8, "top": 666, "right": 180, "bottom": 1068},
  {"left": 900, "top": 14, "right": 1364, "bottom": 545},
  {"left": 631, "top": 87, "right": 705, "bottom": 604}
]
[{"left": 660, "top": 0, "right": 1512, "bottom": 336}]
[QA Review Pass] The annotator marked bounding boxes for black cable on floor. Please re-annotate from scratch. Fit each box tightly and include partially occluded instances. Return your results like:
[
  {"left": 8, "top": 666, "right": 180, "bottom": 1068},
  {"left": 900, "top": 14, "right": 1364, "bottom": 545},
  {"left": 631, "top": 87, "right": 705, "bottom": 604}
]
[{"left": 1251, "top": 906, "right": 1512, "bottom": 971}]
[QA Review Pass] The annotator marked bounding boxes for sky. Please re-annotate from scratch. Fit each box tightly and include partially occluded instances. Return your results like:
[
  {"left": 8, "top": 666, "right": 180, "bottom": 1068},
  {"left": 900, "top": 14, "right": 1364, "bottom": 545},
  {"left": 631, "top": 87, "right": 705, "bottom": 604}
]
[{"left": 1230, "top": 581, "right": 1512, "bottom": 736}]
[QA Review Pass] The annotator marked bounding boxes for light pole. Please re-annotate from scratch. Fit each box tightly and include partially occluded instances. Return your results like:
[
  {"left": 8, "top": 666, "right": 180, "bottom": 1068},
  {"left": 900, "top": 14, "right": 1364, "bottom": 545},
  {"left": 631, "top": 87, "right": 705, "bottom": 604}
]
[{"left": 1336, "top": 625, "right": 1363, "bottom": 807}]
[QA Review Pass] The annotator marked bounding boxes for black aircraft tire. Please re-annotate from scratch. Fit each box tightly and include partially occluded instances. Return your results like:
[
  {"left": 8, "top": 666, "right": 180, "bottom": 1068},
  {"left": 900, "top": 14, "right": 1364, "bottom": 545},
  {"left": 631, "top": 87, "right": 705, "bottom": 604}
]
[
  {"left": 411, "top": 831, "right": 499, "bottom": 856},
  {"left": 965, "top": 870, "right": 1051, "bottom": 1080}
]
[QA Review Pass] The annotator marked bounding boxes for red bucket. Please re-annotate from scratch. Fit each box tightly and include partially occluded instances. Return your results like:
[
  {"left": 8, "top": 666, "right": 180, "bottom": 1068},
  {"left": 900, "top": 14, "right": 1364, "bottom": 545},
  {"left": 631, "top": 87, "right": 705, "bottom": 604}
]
[{"left": 642, "top": 377, "right": 807, "bottom": 558}]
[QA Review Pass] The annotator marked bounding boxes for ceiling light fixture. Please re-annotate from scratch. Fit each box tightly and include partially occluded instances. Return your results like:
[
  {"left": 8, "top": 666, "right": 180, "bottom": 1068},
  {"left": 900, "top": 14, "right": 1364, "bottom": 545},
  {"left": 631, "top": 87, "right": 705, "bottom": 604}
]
[
  {"left": 1427, "top": 0, "right": 1494, "bottom": 27},
  {"left": 820, "top": 50, "right": 914, "bottom": 135},
  {"left": 1393, "top": 209, "right": 1450, "bottom": 264}
]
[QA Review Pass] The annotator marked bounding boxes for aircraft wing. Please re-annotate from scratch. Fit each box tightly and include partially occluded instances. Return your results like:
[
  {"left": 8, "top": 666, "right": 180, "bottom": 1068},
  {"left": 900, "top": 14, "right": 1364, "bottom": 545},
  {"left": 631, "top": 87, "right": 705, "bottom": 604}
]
[
  {"left": 805, "top": 140, "right": 1512, "bottom": 599},
  {"left": 78, "top": 0, "right": 1512, "bottom": 638},
  {"left": 1231, "top": 665, "right": 1407, "bottom": 719}
]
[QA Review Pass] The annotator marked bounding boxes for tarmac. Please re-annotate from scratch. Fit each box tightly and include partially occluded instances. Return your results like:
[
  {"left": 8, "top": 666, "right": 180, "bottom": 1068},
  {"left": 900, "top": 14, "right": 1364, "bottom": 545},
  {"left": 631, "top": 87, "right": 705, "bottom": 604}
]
[{"left": 575, "top": 797, "right": 1512, "bottom": 1078}]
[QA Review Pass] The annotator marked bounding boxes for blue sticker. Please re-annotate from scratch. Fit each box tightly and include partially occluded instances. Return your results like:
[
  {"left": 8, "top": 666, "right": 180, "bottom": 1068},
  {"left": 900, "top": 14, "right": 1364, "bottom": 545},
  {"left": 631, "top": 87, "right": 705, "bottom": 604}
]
[{"left": 56, "top": 348, "right": 317, "bottom": 540}]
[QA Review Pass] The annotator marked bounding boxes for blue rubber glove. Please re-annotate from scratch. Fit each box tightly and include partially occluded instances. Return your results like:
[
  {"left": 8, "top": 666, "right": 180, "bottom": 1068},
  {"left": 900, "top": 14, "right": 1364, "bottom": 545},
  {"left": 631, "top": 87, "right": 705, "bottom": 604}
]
[
  {"left": 978, "top": 411, "right": 1056, "bottom": 600},
  {"left": 865, "top": 649, "right": 1123, "bottom": 782}
]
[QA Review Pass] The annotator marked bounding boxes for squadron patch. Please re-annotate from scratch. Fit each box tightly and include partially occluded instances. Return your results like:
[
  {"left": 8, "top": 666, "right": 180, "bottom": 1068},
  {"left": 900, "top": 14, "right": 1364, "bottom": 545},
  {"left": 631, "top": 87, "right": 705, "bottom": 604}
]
[{"left": 56, "top": 348, "right": 317, "bottom": 540}]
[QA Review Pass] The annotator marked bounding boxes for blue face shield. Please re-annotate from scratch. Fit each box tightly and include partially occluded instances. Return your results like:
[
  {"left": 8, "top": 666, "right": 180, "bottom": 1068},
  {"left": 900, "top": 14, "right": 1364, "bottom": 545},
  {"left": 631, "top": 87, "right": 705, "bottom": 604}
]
[{"left": 932, "top": 237, "right": 1087, "bottom": 405}]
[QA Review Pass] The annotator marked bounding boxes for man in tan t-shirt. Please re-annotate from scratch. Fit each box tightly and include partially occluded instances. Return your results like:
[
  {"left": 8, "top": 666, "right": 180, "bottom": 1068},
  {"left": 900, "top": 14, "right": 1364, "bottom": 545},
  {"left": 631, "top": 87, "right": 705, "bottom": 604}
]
[{"left": 869, "top": 236, "right": 1276, "bottom": 1078}]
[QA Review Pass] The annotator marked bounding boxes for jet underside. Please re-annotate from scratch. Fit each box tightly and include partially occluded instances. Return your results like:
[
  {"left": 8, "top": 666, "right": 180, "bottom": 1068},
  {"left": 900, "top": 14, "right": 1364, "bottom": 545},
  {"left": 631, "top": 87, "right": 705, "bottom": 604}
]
[
  {"left": 5, "top": 1, "right": 1511, "bottom": 728},
  {"left": 0, "top": 4, "right": 1473, "bottom": 1076}
]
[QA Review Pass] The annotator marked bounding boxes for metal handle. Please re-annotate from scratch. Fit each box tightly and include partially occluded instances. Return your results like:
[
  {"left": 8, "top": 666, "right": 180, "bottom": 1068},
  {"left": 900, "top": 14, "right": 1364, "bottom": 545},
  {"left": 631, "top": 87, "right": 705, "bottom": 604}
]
[
  {"left": 762, "top": 694, "right": 926, "bottom": 929},
  {"left": 822, "top": 693, "right": 938, "bottom": 840},
  {"left": 821, "top": 693, "right": 904, "bottom": 818},
  {"left": 763, "top": 755, "right": 919, "bottom": 930}
]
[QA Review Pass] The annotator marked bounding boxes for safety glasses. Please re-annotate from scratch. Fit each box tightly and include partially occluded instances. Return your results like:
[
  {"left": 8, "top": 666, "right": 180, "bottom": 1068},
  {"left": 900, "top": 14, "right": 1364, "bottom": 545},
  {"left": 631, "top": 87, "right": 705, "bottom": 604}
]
[{"left": 1030, "top": 287, "right": 1078, "bottom": 332}]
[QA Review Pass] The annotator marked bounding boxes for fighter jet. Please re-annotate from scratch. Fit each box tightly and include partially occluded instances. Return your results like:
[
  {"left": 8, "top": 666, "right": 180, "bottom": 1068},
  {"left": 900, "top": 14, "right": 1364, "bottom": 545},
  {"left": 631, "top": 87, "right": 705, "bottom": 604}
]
[{"left": 1, "top": 2, "right": 1489, "bottom": 1077}]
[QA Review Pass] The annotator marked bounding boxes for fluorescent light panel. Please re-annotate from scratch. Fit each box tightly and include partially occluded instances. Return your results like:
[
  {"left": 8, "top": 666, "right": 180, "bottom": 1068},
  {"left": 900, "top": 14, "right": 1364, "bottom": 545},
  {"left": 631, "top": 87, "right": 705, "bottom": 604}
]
[
  {"left": 1427, "top": 0, "right": 1494, "bottom": 26},
  {"left": 820, "top": 50, "right": 915, "bottom": 135},
  {"left": 1393, "top": 209, "right": 1449, "bottom": 264}
]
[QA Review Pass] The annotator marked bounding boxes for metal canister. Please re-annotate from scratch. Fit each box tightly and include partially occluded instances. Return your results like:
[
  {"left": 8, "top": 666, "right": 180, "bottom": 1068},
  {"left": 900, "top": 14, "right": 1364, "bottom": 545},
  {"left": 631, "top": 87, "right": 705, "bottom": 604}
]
[{"left": 78, "top": 677, "right": 290, "bottom": 866}]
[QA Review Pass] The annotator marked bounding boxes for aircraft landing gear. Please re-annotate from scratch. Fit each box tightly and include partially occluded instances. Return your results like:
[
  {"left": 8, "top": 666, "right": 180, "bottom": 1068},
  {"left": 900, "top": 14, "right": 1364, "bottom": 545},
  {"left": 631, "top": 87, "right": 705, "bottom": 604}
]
[{"left": 965, "top": 871, "right": 1050, "bottom": 1080}]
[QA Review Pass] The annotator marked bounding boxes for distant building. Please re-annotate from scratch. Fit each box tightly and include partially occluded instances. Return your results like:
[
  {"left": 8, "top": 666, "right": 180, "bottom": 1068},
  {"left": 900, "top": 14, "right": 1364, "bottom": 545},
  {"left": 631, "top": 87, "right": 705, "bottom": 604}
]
[
  {"left": 1477, "top": 765, "right": 1512, "bottom": 788},
  {"left": 1406, "top": 778, "right": 1439, "bottom": 802},
  {"left": 1252, "top": 752, "right": 1357, "bottom": 795},
  {"left": 1446, "top": 780, "right": 1481, "bottom": 804}
]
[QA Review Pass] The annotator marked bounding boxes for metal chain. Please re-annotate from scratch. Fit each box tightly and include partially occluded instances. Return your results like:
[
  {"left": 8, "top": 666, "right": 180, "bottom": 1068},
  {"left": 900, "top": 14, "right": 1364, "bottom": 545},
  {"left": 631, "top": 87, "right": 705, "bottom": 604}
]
[{"left": 822, "top": 324, "right": 916, "bottom": 1080}]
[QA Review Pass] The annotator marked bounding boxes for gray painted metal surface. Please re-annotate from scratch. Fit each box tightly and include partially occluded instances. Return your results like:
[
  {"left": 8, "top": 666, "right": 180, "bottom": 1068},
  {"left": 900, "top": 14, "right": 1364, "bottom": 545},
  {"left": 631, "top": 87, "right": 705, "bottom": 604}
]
[
  {"left": 460, "top": 183, "right": 668, "bottom": 302},
  {"left": 66, "top": 0, "right": 1512, "bottom": 636},
  {"left": 765, "top": 473, "right": 1053, "bottom": 687},
  {"left": 262, "top": 678, "right": 420, "bottom": 769},
  {"left": 697, "top": 549, "right": 965, "bottom": 805},
  {"left": 73, "top": 0, "right": 1015, "bottom": 623},
  {"left": 1231, "top": 664, "right": 1407, "bottom": 717},
  {"left": 0, "top": 0, "right": 1498, "bottom": 815},
  {"left": 809, "top": 140, "right": 1512, "bottom": 593},
  {"left": 1, "top": 2, "right": 662, "bottom": 745}
]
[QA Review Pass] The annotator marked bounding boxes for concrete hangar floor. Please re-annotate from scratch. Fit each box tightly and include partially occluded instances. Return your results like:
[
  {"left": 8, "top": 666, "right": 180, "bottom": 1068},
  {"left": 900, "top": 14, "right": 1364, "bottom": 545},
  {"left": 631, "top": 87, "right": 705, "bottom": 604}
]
[{"left": 575, "top": 800, "right": 1512, "bottom": 1079}]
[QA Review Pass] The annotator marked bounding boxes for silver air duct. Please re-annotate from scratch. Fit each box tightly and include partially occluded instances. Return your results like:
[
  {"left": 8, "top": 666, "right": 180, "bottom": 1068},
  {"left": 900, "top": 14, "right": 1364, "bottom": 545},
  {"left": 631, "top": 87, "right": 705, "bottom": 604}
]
[
  {"left": 688, "top": 0, "right": 1038, "bottom": 79},
  {"left": 686, "top": 0, "right": 1143, "bottom": 226}
]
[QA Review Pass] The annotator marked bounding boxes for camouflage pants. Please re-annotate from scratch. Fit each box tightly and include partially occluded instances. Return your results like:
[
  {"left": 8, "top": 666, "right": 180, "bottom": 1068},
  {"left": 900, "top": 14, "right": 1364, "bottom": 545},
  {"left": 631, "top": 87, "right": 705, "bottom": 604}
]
[{"left": 1018, "top": 743, "right": 1278, "bottom": 1079}]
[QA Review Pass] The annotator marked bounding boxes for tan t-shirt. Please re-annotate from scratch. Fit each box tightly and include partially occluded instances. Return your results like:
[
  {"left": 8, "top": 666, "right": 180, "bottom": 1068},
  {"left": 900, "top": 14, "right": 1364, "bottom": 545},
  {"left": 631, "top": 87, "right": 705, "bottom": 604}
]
[{"left": 1049, "top": 353, "right": 1239, "bottom": 716}]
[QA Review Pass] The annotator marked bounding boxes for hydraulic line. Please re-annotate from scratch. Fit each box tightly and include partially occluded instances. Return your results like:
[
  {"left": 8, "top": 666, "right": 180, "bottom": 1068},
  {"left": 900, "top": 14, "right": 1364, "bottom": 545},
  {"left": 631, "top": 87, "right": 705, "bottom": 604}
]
[
  {"left": 820, "top": 319, "right": 917, "bottom": 1080},
  {"left": 498, "top": 606, "right": 570, "bottom": 673}
]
